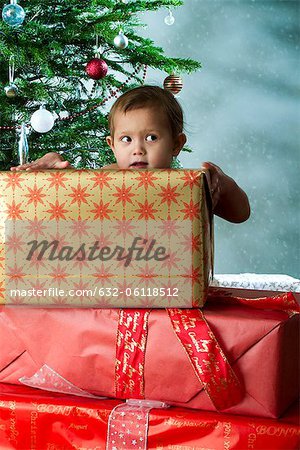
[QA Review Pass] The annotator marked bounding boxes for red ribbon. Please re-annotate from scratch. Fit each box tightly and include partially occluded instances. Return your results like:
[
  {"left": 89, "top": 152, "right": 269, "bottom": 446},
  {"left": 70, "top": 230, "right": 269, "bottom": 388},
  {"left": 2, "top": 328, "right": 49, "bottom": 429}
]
[
  {"left": 114, "top": 292, "right": 298, "bottom": 410},
  {"left": 115, "top": 309, "right": 149, "bottom": 399},
  {"left": 208, "top": 290, "right": 299, "bottom": 314},
  {"left": 167, "top": 308, "right": 244, "bottom": 411}
]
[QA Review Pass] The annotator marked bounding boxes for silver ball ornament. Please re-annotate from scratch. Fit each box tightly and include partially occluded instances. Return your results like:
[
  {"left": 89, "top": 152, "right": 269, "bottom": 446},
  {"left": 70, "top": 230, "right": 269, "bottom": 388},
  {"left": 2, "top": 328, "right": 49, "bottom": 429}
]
[
  {"left": 113, "top": 31, "right": 128, "bottom": 49},
  {"left": 164, "top": 11, "right": 175, "bottom": 26},
  {"left": 4, "top": 83, "right": 18, "bottom": 98}
]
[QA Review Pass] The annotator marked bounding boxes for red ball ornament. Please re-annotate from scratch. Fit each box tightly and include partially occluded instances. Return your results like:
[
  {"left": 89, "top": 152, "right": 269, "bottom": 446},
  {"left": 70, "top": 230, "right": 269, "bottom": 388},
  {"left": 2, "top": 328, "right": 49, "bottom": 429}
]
[
  {"left": 163, "top": 74, "right": 183, "bottom": 95},
  {"left": 85, "top": 58, "right": 108, "bottom": 80}
]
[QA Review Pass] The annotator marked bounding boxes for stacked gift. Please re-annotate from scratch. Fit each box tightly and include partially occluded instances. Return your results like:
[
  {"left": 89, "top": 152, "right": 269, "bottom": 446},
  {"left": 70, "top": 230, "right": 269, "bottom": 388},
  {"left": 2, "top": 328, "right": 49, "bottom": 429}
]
[
  {"left": 0, "top": 383, "right": 299, "bottom": 449},
  {"left": 0, "top": 169, "right": 299, "bottom": 449},
  {"left": 0, "top": 169, "right": 212, "bottom": 309}
]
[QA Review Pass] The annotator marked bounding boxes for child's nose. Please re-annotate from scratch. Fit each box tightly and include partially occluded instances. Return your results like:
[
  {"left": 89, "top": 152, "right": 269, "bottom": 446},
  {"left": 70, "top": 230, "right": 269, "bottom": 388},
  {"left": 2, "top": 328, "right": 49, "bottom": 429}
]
[{"left": 133, "top": 141, "right": 146, "bottom": 155}]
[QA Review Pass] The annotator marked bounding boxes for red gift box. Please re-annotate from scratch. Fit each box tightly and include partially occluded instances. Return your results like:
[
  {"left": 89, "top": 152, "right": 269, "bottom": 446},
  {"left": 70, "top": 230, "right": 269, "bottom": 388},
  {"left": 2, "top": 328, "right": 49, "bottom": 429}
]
[
  {"left": 0, "top": 383, "right": 299, "bottom": 450},
  {"left": 0, "top": 293, "right": 298, "bottom": 418}
]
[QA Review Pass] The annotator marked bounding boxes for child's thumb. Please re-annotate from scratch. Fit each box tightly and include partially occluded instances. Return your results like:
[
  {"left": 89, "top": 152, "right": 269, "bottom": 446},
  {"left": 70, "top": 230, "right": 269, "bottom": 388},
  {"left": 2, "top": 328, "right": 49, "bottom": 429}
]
[{"left": 55, "top": 160, "right": 70, "bottom": 169}]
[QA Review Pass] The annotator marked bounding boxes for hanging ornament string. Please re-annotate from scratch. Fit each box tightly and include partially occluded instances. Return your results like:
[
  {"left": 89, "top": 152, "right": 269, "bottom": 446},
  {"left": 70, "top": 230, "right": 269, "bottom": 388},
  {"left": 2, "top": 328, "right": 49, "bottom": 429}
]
[
  {"left": 95, "top": 34, "right": 100, "bottom": 57},
  {"left": 4, "top": 55, "right": 18, "bottom": 98},
  {"left": 0, "top": 64, "right": 148, "bottom": 131},
  {"left": 18, "top": 123, "right": 29, "bottom": 165},
  {"left": 86, "top": 35, "right": 108, "bottom": 81},
  {"left": 9, "top": 56, "right": 14, "bottom": 83}
]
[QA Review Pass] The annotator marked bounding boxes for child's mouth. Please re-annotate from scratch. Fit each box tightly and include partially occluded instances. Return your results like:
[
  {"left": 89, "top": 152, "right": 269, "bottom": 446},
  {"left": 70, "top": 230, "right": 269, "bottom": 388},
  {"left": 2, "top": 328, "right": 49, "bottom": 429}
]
[{"left": 130, "top": 162, "right": 148, "bottom": 168}]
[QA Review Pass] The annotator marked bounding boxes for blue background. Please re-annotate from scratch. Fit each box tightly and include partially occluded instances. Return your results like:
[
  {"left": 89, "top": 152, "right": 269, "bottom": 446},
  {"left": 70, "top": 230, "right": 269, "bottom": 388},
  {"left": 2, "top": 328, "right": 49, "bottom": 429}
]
[{"left": 142, "top": 0, "right": 299, "bottom": 278}]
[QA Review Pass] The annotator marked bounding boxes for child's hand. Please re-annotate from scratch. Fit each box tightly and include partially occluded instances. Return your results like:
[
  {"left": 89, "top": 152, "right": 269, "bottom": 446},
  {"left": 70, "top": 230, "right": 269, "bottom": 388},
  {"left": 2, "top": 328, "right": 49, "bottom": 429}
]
[
  {"left": 10, "top": 152, "right": 71, "bottom": 171},
  {"left": 201, "top": 161, "right": 250, "bottom": 223},
  {"left": 201, "top": 161, "right": 226, "bottom": 210}
]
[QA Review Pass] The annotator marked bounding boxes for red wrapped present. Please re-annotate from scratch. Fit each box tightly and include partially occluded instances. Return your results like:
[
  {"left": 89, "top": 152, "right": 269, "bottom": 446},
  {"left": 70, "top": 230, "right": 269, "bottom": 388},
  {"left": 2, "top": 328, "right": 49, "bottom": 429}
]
[
  {"left": 209, "top": 273, "right": 300, "bottom": 303},
  {"left": 0, "top": 383, "right": 299, "bottom": 450},
  {"left": 0, "top": 293, "right": 298, "bottom": 418}
]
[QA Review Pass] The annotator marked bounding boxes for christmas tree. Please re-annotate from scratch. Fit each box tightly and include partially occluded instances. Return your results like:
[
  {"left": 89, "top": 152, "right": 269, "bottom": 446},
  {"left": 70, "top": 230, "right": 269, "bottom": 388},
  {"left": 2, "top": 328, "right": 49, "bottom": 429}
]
[{"left": 0, "top": 0, "right": 200, "bottom": 170}]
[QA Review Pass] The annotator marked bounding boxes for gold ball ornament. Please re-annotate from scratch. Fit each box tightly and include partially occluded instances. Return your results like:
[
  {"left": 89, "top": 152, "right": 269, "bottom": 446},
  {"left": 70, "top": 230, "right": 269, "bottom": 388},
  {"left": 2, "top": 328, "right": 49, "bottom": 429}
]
[
  {"left": 4, "top": 83, "right": 18, "bottom": 98},
  {"left": 163, "top": 75, "right": 183, "bottom": 95}
]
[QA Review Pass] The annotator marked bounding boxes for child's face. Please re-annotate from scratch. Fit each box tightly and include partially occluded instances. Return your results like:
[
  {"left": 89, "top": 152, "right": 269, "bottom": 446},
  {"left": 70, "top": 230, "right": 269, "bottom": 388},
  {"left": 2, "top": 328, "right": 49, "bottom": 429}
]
[{"left": 106, "top": 106, "right": 186, "bottom": 169}]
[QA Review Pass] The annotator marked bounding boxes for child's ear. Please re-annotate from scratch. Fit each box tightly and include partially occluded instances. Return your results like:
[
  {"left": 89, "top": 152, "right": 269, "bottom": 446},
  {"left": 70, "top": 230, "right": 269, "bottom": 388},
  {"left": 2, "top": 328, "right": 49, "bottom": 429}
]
[
  {"left": 106, "top": 136, "right": 114, "bottom": 151},
  {"left": 173, "top": 133, "right": 187, "bottom": 156}
]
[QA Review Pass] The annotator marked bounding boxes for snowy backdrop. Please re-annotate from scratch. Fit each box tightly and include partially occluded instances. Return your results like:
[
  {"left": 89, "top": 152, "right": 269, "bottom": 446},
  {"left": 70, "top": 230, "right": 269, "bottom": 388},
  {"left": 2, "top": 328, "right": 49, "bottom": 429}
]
[{"left": 142, "top": 0, "right": 299, "bottom": 278}]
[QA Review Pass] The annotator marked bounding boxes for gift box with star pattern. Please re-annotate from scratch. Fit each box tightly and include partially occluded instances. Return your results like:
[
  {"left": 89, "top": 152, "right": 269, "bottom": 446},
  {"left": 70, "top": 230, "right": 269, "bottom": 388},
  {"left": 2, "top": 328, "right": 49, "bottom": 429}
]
[{"left": 0, "top": 169, "right": 212, "bottom": 308}]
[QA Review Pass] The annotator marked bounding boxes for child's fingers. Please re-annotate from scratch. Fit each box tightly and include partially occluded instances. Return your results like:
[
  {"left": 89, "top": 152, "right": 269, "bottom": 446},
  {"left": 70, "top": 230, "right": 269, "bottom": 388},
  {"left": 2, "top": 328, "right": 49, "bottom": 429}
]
[
  {"left": 53, "top": 160, "right": 70, "bottom": 169},
  {"left": 201, "top": 162, "right": 219, "bottom": 201},
  {"left": 201, "top": 161, "right": 216, "bottom": 172},
  {"left": 11, "top": 159, "right": 69, "bottom": 171},
  {"left": 202, "top": 161, "right": 223, "bottom": 172},
  {"left": 210, "top": 180, "right": 220, "bottom": 210},
  {"left": 11, "top": 162, "right": 35, "bottom": 171},
  {"left": 25, "top": 161, "right": 45, "bottom": 171},
  {"left": 202, "top": 162, "right": 224, "bottom": 211},
  {"left": 24, "top": 160, "right": 68, "bottom": 170}
]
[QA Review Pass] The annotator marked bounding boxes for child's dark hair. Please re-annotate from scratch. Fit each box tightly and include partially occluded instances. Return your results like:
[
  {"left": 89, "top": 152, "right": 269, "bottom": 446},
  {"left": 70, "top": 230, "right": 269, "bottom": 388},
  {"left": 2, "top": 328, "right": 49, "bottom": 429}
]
[{"left": 108, "top": 85, "right": 184, "bottom": 138}]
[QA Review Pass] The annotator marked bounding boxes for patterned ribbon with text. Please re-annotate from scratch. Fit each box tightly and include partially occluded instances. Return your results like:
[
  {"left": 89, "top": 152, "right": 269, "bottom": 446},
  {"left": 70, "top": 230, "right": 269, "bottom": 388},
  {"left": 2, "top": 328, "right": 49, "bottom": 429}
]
[
  {"left": 167, "top": 308, "right": 244, "bottom": 411},
  {"left": 115, "top": 309, "right": 150, "bottom": 399}
]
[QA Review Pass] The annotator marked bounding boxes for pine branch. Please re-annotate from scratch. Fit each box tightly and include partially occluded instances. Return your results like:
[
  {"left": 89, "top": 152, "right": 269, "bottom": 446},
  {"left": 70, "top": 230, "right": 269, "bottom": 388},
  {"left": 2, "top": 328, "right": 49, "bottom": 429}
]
[{"left": 0, "top": 0, "right": 201, "bottom": 170}]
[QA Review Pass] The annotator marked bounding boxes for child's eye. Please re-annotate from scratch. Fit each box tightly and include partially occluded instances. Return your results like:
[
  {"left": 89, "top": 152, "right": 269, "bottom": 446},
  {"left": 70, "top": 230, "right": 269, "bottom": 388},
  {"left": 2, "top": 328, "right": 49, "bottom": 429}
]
[
  {"left": 146, "top": 134, "right": 157, "bottom": 142},
  {"left": 121, "top": 136, "right": 131, "bottom": 143}
]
